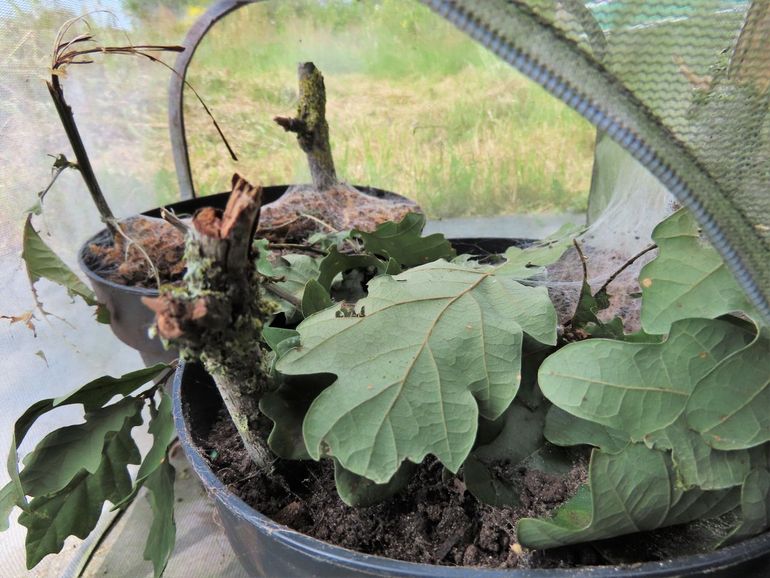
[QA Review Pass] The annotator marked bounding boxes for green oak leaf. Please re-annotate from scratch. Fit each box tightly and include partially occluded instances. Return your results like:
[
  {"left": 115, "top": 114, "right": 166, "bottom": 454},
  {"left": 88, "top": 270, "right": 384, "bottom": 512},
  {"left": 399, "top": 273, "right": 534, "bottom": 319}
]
[
  {"left": 22, "top": 216, "right": 108, "bottom": 322},
  {"left": 497, "top": 223, "right": 579, "bottom": 279},
  {"left": 253, "top": 238, "right": 278, "bottom": 279},
  {"left": 569, "top": 277, "right": 616, "bottom": 335},
  {"left": 301, "top": 279, "right": 334, "bottom": 317},
  {"left": 538, "top": 317, "right": 754, "bottom": 441},
  {"left": 277, "top": 261, "right": 557, "bottom": 483},
  {"left": 317, "top": 245, "right": 389, "bottom": 291},
  {"left": 720, "top": 468, "right": 770, "bottom": 546},
  {"left": 271, "top": 254, "right": 322, "bottom": 317},
  {"left": 18, "top": 404, "right": 142, "bottom": 569},
  {"left": 640, "top": 209, "right": 757, "bottom": 334},
  {"left": 544, "top": 406, "right": 630, "bottom": 454},
  {"left": 0, "top": 484, "right": 16, "bottom": 532},
  {"left": 52, "top": 364, "right": 169, "bottom": 413},
  {"left": 20, "top": 397, "right": 143, "bottom": 498},
  {"left": 517, "top": 444, "right": 740, "bottom": 549},
  {"left": 112, "top": 392, "right": 176, "bottom": 510},
  {"left": 352, "top": 212, "right": 455, "bottom": 267},
  {"left": 646, "top": 418, "right": 751, "bottom": 490},
  {"left": 143, "top": 457, "right": 176, "bottom": 578},
  {"left": 464, "top": 402, "right": 572, "bottom": 507},
  {"left": 260, "top": 373, "right": 333, "bottom": 460},
  {"left": 334, "top": 460, "right": 415, "bottom": 507},
  {"left": 686, "top": 328, "right": 770, "bottom": 450},
  {"left": 261, "top": 325, "right": 299, "bottom": 353},
  {"left": 307, "top": 230, "right": 352, "bottom": 251},
  {"left": 3, "top": 365, "right": 166, "bottom": 522}
]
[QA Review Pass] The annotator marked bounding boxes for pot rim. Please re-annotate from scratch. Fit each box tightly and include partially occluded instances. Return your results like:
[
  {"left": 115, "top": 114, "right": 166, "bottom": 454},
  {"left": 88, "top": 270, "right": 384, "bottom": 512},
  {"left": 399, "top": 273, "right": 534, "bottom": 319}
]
[{"left": 172, "top": 361, "right": 770, "bottom": 578}]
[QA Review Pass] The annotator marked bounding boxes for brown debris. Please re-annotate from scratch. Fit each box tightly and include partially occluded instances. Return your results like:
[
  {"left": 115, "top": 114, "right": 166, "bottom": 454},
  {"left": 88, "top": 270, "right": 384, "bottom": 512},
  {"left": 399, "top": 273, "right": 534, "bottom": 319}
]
[{"left": 82, "top": 215, "right": 186, "bottom": 288}]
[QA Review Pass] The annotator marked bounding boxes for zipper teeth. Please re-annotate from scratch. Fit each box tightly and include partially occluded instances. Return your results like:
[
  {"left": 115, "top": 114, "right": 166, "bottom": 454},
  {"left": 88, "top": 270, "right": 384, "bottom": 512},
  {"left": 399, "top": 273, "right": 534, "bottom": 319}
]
[{"left": 425, "top": 0, "right": 769, "bottom": 322}]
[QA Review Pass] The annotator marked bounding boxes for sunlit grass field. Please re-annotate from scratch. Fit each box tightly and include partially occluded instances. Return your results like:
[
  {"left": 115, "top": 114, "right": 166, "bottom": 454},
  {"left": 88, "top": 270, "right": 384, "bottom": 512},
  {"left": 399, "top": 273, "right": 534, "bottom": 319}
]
[{"left": 165, "top": 0, "right": 596, "bottom": 217}]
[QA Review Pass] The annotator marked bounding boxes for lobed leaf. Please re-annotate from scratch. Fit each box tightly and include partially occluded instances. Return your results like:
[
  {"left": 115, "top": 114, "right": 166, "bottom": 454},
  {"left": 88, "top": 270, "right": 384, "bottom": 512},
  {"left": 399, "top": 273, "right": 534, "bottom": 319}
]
[
  {"left": 544, "top": 407, "right": 629, "bottom": 454},
  {"left": 497, "top": 224, "right": 579, "bottom": 279},
  {"left": 142, "top": 457, "right": 176, "bottom": 578},
  {"left": 112, "top": 392, "right": 176, "bottom": 510},
  {"left": 464, "top": 402, "right": 572, "bottom": 507},
  {"left": 2, "top": 365, "right": 167, "bottom": 525},
  {"left": 640, "top": 209, "right": 757, "bottom": 334},
  {"left": 316, "top": 245, "right": 390, "bottom": 291},
  {"left": 517, "top": 444, "right": 740, "bottom": 549},
  {"left": 22, "top": 216, "right": 108, "bottom": 322},
  {"left": 260, "top": 373, "right": 332, "bottom": 460},
  {"left": 253, "top": 239, "right": 278, "bottom": 278},
  {"left": 20, "top": 398, "right": 142, "bottom": 498},
  {"left": 538, "top": 318, "right": 754, "bottom": 441},
  {"left": 277, "top": 261, "right": 557, "bottom": 483},
  {"left": 271, "top": 254, "right": 322, "bottom": 317},
  {"left": 721, "top": 468, "right": 770, "bottom": 546},
  {"left": 685, "top": 328, "right": 770, "bottom": 450},
  {"left": 301, "top": 279, "right": 334, "bottom": 317},
  {"left": 334, "top": 460, "right": 415, "bottom": 507},
  {"left": 352, "top": 212, "right": 455, "bottom": 267},
  {"left": 646, "top": 419, "right": 751, "bottom": 491},
  {"left": 19, "top": 403, "right": 142, "bottom": 569},
  {"left": 261, "top": 325, "right": 299, "bottom": 353}
]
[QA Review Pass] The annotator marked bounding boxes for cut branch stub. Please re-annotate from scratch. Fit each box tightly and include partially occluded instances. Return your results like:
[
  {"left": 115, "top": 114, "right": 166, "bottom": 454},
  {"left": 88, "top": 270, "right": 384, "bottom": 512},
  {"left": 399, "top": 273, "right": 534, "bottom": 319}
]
[
  {"left": 263, "top": 62, "right": 421, "bottom": 240},
  {"left": 143, "top": 173, "right": 263, "bottom": 343},
  {"left": 143, "top": 174, "right": 274, "bottom": 472},
  {"left": 274, "top": 62, "right": 338, "bottom": 190}
]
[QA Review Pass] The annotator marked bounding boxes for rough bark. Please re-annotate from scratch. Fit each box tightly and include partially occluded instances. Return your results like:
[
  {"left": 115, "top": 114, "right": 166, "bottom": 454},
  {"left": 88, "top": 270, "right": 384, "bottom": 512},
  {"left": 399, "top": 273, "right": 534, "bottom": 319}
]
[
  {"left": 144, "top": 174, "right": 274, "bottom": 472},
  {"left": 274, "top": 62, "right": 338, "bottom": 190}
]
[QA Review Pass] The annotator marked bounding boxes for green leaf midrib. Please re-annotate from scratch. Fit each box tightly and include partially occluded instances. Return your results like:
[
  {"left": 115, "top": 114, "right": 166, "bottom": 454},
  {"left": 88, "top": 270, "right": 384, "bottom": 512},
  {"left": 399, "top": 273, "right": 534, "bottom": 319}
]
[
  {"left": 322, "top": 269, "right": 492, "bottom": 469},
  {"left": 544, "top": 370, "right": 689, "bottom": 396}
]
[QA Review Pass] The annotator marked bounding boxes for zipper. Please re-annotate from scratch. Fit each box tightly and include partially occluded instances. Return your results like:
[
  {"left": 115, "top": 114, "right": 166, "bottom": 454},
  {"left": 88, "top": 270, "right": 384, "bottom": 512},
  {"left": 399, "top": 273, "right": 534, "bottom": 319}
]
[{"left": 422, "top": 0, "right": 770, "bottom": 324}]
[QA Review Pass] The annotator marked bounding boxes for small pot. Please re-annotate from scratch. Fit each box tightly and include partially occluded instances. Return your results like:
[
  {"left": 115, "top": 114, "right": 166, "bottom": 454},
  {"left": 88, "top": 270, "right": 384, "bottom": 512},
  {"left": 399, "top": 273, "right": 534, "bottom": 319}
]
[{"left": 78, "top": 184, "right": 408, "bottom": 364}]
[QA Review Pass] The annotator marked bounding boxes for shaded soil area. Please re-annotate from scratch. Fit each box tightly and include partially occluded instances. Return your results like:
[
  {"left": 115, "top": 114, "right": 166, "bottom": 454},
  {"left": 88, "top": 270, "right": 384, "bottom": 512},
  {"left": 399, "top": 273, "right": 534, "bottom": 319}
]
[
  {"left": 198, "top": 408, "right": 602, "bottom": 570},
  {"left": 82, "top": 216, "right": 186, "bottom": 287}
]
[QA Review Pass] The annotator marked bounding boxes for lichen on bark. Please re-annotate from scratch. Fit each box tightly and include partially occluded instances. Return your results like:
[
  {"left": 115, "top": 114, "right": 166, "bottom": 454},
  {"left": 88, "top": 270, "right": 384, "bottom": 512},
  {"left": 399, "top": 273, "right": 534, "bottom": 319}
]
[{"left": 144, "top": 174, "right": 277, "bottom": 471}]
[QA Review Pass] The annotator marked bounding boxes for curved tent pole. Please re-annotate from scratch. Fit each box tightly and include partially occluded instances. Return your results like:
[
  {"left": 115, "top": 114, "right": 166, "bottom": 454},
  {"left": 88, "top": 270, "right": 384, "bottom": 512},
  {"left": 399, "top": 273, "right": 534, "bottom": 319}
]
[{"left": 169, "top": 0, "right": 260, "bottom": 200}]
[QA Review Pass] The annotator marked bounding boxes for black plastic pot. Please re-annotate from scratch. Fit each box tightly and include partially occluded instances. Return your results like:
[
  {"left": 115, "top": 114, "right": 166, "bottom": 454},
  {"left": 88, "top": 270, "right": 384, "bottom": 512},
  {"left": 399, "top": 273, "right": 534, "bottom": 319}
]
[
  {"left": 77, "top": 184, "right": 407, "bottom": 364},
  {"left": 173, "top": 357, "right": 770, "bottom": 577}
]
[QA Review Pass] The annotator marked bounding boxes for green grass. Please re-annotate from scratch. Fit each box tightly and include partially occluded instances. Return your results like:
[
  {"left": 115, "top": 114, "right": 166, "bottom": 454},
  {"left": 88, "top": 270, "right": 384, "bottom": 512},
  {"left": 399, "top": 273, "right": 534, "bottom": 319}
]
[{"left": 157, "top": 0, "right": 595, "bottom": 217}]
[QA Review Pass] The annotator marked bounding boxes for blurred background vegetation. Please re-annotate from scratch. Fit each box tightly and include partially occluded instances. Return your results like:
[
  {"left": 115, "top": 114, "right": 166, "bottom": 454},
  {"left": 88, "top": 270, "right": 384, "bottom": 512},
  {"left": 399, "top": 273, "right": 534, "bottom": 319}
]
[{"left": 3, "top": 0, "right": 595, "bottom": 222}]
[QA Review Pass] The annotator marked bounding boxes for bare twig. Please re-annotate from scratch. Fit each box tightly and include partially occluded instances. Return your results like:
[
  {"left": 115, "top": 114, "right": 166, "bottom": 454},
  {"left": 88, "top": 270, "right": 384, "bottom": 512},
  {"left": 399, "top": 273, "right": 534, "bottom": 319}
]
[
  {"left": 267, "top": 242, "right": 326, "bottom": 255},
  {"left": 160, "top": 208, "right": 190, "bottom": 234},
  {"left": 263, "top": 282, "right": 302, "bottom": 309},
  {"left": 594, "top": 243, "right": 658, "bottom": 297},
  {"left": 572, "top": 239, "right": 589, "bottom": 283},
  {"left": 300, "top": 213, "right": 339, "bottom": 232},
  {"left": 45, "top": 16, "right": 238, "bottom": 242},
  {"left": 113, "top": 222, "right": 162, "bottom": 289}
]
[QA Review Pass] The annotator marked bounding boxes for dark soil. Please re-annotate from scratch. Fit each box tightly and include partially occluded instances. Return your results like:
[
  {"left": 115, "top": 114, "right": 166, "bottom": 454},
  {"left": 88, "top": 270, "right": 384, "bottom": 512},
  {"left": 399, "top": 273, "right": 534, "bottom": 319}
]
[
  {"left": 82, "top": 216, "right": 186, "bottom": 288},
  {"left": 198, "top": 408, "right": 602, "bottom": 570}
]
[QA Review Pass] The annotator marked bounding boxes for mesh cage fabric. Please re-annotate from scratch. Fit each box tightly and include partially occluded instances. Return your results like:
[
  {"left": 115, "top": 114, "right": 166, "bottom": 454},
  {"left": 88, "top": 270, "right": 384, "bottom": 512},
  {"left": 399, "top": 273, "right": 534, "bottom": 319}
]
[{"left": 424, "top": 0, "right": 770, "bottom": 324}]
